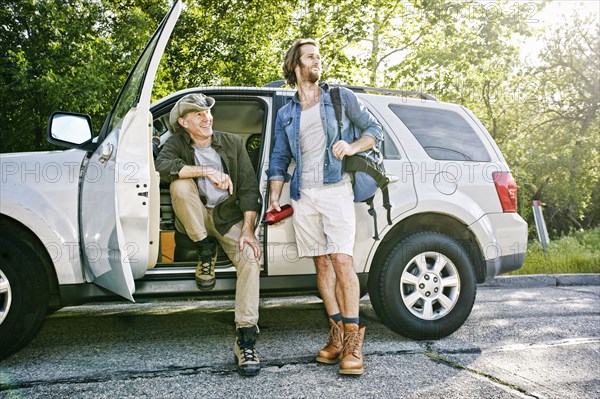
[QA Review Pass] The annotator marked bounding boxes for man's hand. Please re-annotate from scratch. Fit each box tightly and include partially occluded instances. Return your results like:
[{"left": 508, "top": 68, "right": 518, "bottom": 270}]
[
  {"left": 206, "top": 171, "right": 233, "bottom": 194},
  {"left": 332, "top": 140, "right": 356, "bottom": 160},
  {"left": 239, "top": 229, "right": 261, "bottom": 260},
  {"left": 332, "top": 136, "right": 377, "bottom": 160},
  {"left": 266, "top": 199, "right": 281, "bottom": 213}
]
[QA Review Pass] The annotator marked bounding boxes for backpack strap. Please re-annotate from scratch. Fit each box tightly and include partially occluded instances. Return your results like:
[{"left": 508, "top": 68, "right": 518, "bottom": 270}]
[
  {"left": 366, "top": 198, "right": 380, "bottom": 241},
  {"left": 382, "top": 186, "right": 392, "bottom": 225},
  {"left": 343, "top": 156, "right": 389, "bottom": 188},
  {"left": 330, "top": 87, "right": 343, "bottom": 132}
]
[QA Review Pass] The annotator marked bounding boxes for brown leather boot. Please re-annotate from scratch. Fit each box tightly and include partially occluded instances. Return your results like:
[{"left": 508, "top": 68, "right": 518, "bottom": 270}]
[
  {"left": 339, "top": 324, "right": 365, "bottom": 375},
  {"left": 316, "top": 318, "right": 344, "bottom": 364}
]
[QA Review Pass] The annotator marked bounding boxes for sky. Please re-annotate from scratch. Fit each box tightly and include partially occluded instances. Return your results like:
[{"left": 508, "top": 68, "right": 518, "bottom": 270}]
[
  {"left": 345, "top": 0, "right": 599, "bottom": 69},
  {"left": 519, "top": 0, "right": 600, "bottom": 60},
  {"left": 534, "top": 0, "right": 599, "bottom": 24}
]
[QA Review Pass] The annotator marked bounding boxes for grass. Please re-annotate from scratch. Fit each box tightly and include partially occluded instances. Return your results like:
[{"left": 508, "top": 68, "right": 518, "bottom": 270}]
[{"left": 509, "top": 228, "right": 600, "bottom": 275}]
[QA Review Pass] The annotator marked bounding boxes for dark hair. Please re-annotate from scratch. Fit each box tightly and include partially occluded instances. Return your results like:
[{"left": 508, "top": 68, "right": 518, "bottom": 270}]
[{"left": 282, "top": 39, "right": 318, "bottom": 87}]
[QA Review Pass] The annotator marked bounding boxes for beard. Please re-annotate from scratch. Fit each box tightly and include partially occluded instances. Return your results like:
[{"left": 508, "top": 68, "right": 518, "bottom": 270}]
[
  {"left": 299, "top": 62, "right": 321, "bottom": 84},
  {"left": 307, "top": 69, "right": 320, "bottom": 83}
]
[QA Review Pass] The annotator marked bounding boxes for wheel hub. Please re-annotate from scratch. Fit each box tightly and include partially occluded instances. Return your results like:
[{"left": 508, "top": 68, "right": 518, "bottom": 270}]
[
  {"left": 400, "top": 251, "right": 461, "bottom": 321},
  {"left": 417, "top": 273, "right": 440, "bottom": 298}
]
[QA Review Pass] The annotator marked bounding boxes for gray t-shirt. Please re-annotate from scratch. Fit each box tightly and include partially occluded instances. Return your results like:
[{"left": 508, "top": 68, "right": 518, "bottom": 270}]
[
  {"left": 192, "top": 144, "right": 230, "bottom": 208},
  {"left": 299, "top": 103, "right": 326, "bottom": 188}
]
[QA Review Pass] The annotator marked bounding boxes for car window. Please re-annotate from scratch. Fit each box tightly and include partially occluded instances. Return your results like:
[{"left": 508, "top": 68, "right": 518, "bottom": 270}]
[
  {"left": 211, "top": 98, "right": 265, "bottom": 135},
  {"left": 389, "top": 104, "right": 491, "bottom": 162},
  {"left": 380, "top": 128, "right": 401, "bottom": 160}
]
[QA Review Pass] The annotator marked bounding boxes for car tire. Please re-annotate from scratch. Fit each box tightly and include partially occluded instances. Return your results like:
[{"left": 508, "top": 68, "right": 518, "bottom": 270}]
[
  {"left": 0, "top": 236, "right": 50, "bottom": 360},
  {"left": 368, "top": 231, "right": 476, "bottom": 340}
]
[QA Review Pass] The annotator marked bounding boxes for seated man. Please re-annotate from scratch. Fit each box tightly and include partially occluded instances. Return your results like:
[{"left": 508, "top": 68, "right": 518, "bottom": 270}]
[{"left": 155, "top": 93, "right": 262, "bottom": 376}]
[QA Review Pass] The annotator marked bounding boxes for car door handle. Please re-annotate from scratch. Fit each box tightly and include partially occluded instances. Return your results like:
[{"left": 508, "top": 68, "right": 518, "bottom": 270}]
[{"left": 99, "top": 143, "right": 114, "bottom": 164}]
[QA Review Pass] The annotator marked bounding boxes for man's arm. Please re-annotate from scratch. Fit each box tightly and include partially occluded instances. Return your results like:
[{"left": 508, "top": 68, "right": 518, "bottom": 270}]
[
  {"left": 154, "top": 135, "right": 186, "bottom": 184},
  {"left": 178, "top": 165, "right": 233, "bottom": 194},
  {"left": 155, "top": 135, "right": 233, "bottom": 192},
  {"left": 234, "top": 136, "right": 262, "bottom": 213},
  {"left": 266, "top": 111, "right": 293, "bottom": 213},
  {"left": 331, "top": 88, "right": 381, "bottom": 159},
  {"left": 267, "top": 180, "right": 285, "bottom": 212},
  {"left": 341, "top": 88, "right": 383, "bottom": 143},
  {"left": 332, "top": 135, "right": 376, "bottom": 160}
]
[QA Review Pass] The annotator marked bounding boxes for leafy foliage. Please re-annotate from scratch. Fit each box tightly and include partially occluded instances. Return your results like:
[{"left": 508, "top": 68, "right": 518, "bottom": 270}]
[
  {"left": 153, "top": 0, "right": 294, "bottom": 97},
  {"left": 502, "top": 12, "right": 600, "bottom": 235},
  {"left": 0, "top": 0, "right": 598, "bottom": 235},
  {"left": 0, "top": 0, "right": 167, "bottom": 152}
]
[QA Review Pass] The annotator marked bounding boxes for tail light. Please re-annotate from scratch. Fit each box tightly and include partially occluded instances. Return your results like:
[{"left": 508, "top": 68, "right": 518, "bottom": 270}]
[{"left": 492, "top": 171, "right": 517, "bottom": 212}]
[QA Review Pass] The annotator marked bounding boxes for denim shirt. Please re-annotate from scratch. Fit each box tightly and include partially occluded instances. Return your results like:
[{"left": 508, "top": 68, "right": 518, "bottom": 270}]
[{"left": 267, "top": 83, "right": 383, "bottom": 200}]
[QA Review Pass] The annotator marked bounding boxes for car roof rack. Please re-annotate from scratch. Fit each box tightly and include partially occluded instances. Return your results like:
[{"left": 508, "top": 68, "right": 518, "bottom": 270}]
[{"left": 263, "top": 80, "right": 437, "bottom": 101}]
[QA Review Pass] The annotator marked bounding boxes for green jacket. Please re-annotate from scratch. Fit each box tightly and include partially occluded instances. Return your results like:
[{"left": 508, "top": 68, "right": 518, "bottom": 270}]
[{"left": 155, "top": 130, "right": 262, "bottom": 236}]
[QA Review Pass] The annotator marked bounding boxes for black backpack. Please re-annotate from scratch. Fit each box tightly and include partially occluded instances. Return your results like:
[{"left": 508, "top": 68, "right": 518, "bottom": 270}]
[{"left": 330, "top": 87, "right": 392, "bottom": 240}]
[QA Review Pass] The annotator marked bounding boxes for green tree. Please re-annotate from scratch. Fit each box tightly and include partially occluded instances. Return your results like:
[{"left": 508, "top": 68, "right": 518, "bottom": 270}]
[
  {"left": 0, "top": 0, "right": 168, "bottom": 153},
  {"left": 504, "top": 11, "right": 599, "bottom": 235},
  {"left": 154, "top": 0, "right": 294, "bottom": 97},
  {"left": 2, "top": 0, "right": 598, "bottom": 237}
]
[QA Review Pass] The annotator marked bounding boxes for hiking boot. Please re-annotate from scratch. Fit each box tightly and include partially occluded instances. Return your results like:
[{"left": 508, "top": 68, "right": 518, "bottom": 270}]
[
  {"left": 234, "top": 325, "right": 260, "bottom": 376},
  {"left": 194, "top": 237, "right": 217, "bottom": 290},
  {"left": 316, "top": 318, "right": 344, "bottom": 364},
  {"left": 339, "top": 324, "right": 365, "bottom": 375}
]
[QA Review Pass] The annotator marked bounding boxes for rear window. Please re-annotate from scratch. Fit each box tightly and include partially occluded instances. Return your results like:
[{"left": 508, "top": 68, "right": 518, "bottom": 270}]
[{"left": 389, "top": 104, "right": 491, "bottom": 161}]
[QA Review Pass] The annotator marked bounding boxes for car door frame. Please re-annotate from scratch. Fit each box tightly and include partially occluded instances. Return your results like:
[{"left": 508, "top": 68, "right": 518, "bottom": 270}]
[{"left": 78, "top": 0, "right": 182, "bottom": 301}]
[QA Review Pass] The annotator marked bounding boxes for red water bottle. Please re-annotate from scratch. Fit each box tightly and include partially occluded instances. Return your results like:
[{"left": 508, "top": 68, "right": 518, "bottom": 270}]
[{"left": 265, "top": 204, "right": 294, "bottom": 225}]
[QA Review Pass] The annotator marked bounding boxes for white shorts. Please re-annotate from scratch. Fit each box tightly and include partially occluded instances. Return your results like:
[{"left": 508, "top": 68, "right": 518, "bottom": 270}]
[{"left": 291, "top": 176, "right": 356, "bottom": 257}]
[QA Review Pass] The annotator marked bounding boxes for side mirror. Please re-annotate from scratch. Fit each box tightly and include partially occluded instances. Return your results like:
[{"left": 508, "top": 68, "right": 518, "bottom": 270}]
[{"left": 47, "top": 112, "right": 95, "bottom": 150}]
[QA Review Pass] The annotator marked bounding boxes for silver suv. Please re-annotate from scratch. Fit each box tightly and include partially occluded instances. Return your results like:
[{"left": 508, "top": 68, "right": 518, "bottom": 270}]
[{"left": 0, "top": 1, "right": 527, "bottom": 360}]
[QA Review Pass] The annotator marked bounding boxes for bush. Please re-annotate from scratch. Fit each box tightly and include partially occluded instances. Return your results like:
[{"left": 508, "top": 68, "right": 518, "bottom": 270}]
[{"left": 511, "top": 228, "right": 600, "bottom": 275}]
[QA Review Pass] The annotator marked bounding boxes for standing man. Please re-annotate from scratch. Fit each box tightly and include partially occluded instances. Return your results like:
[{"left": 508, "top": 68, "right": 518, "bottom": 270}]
[
  {"left": 266, "top": 39, "right": 383, "bottom": 375},
  {"left": 155, "top": 93, "right": 262, "bottom": 377}
]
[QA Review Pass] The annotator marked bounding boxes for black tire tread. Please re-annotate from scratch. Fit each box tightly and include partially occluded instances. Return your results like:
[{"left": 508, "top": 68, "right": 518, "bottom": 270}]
[
  {"left": 0, "top": 236, "right": 50, "bottom": 360},
  {"left": 369, "top": 231, "right": 477, "bottom": 340}
]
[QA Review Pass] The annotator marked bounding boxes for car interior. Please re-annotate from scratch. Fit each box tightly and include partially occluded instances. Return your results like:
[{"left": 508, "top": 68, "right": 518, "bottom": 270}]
[{"left": 152, "top": 95, "right": 267, "bottom": 267}]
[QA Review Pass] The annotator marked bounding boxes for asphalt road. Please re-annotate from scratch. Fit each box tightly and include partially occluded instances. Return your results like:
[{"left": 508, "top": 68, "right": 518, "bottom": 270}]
[{"left": 1, "top": 275, "right": 598, "bottom": 399}]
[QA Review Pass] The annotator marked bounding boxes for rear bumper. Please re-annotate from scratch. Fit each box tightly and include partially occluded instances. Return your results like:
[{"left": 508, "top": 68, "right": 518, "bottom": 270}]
[
  {"left": 470, "top": 212, "right": 528, "bottom": 280},
  {"left": 485, "top": 252, "right": 526, "bottom": 280}
]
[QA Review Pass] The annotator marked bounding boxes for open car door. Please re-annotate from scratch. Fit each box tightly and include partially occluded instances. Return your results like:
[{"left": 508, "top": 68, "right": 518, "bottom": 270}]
[{"left": 79, "top": 1, "right": 182, "bottom": 301}]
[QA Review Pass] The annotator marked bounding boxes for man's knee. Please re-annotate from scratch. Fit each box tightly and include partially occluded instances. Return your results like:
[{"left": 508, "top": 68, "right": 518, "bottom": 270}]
[
  {"left": 170, "top": 178, "right": 196, "bottom": 199},
  {"left": 331, "top": 253, "right": 354, "bottom": 274},
  {"left": 313, "top": 255, "right": 332, "bottom": 272},
  {"left": 331, "top": 253, "right": 352, "bottom": 265}
]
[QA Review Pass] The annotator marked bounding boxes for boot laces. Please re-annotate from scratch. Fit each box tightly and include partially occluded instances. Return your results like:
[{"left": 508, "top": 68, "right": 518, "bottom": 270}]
[
  {"left": 239, "top": 342, "right": 258, "bottom": 362},
  {"left": 199, "top": 260, "right": 213, "bottom": 275},
  {"left": 198, "top": 248, "right": 215, "bottom": 275},
  {"left": 343, "top": 331, "right": 361, "bottom": 357},
  {"left": 325, "top": 323, "right": 342, "bottom": 346}
]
